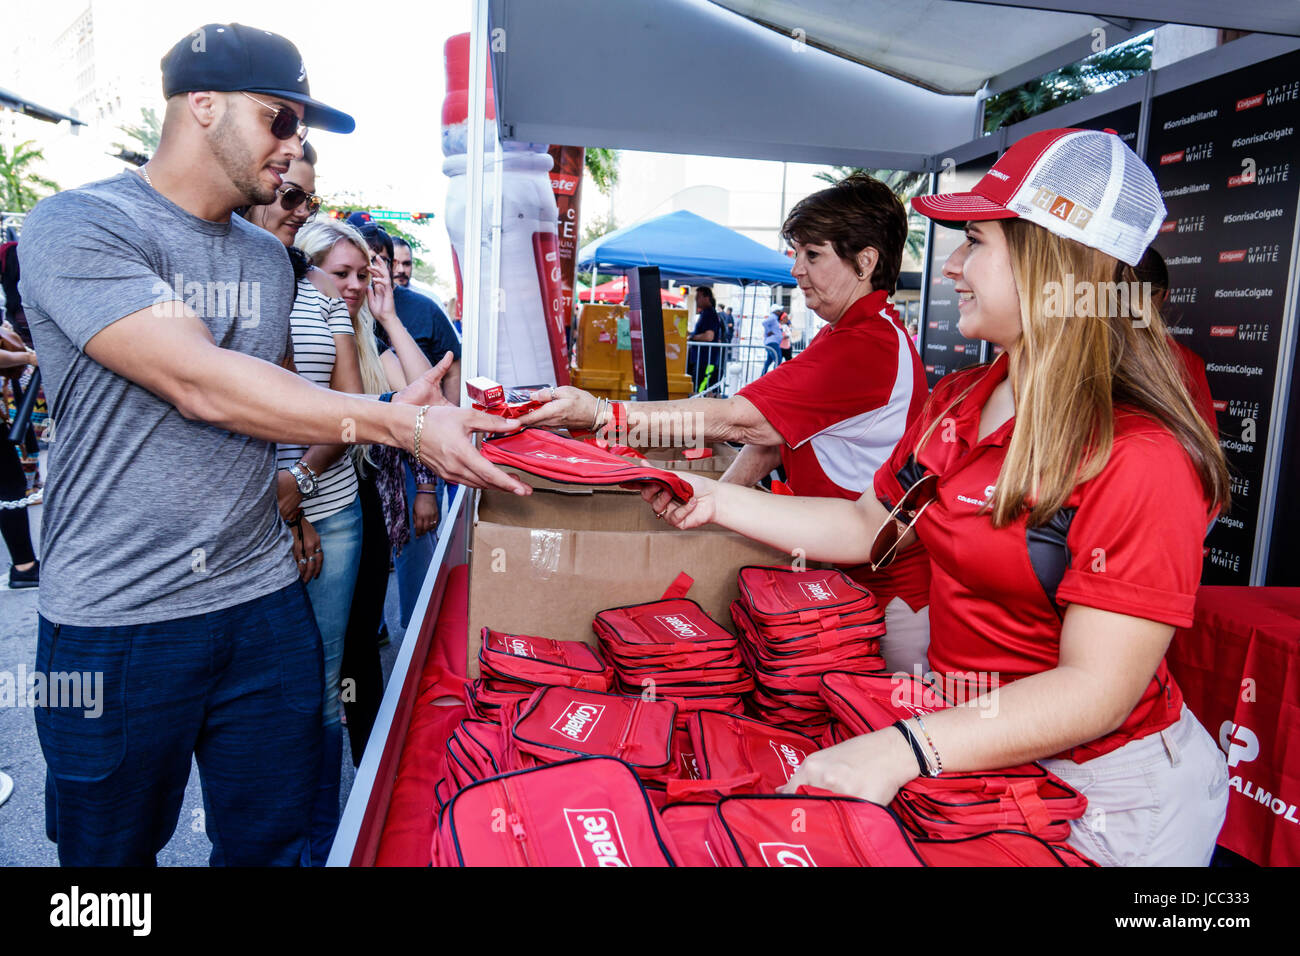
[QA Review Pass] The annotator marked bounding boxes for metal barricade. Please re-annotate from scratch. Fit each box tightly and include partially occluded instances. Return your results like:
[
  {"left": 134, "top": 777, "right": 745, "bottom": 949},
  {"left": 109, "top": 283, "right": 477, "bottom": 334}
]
[{"left": 684, "top": 340, "right": 803, "bottom": 397}]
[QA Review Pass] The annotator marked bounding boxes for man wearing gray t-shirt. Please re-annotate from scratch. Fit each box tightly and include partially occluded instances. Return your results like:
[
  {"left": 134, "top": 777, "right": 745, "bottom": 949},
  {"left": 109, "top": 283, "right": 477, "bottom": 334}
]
[{"left": 19, "top": 24, "right": 528, "bottom": 867}]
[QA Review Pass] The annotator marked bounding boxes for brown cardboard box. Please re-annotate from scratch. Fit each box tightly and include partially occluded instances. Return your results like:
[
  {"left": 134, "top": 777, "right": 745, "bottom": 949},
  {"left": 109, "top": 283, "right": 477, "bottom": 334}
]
[
  {"left": 639, "top": 442, "right": 740, "bottom": 479},
  {"left": 466, "top": 481, "right": 787, "bottom": 675}
]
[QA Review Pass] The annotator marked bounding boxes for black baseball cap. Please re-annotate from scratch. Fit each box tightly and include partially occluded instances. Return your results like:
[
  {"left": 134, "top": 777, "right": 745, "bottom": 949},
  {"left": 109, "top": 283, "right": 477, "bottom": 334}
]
[{"left": 161, "top": 23, "right": 355, "bottom": 134}]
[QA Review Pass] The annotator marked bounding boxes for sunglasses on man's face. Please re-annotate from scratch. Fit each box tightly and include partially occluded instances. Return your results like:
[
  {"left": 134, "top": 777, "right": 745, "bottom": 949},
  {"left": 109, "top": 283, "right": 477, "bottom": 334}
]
[
  {"left": 869, "top": 472, "right": 939, "bottom": 571},
  {"left": 240, "top": 91, "right": 309, "bottom": 143},
  {"left": 277, "top": 184, "right": 322, "bottom": 217}
]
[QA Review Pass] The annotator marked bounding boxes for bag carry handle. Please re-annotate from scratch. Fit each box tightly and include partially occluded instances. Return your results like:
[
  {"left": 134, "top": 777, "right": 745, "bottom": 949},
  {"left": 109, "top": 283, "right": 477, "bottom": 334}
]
[
  {"left": 665, "top": 772, "right": 762, "bottom": 800},
  {"left": 1003, "top": 780, "right": 1052, "bottom": 835},
  {"left": 660, "top": 572, "right": 695, "bottom": 600}
]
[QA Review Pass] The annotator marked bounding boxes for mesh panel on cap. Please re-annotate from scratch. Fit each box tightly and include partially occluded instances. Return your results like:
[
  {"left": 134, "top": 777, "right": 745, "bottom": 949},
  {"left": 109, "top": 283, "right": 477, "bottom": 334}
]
[
  {"left": 1111, "top": 146, "right": 1164, "bottom": 232},
  {"left": 1028, "top": 134, "right": 1112, "bottom": 210}
]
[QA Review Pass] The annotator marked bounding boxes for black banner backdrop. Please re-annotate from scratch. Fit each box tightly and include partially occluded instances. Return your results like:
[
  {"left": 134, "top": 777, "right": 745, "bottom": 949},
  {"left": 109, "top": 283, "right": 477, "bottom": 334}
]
[
  {"left": 1147, "top": 49, "right": 1300, "bottom": 585},
  {"left": 919, "top": 156, "right": 995, "bottom": 390}
]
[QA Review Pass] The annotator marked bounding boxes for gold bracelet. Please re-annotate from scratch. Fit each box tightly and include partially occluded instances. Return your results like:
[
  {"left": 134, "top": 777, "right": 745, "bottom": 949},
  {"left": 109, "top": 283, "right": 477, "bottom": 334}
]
[{"left": 413, "top": 404, "right": 430, "bottom": 461}]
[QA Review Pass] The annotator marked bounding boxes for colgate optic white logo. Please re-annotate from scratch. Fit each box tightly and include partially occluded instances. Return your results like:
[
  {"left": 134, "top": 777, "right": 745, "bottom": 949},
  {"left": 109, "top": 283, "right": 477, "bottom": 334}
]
[
  {"left": 564, "top": 809, "right": 630, "bottom": 866},
  {"left": 654, "top": 614, "right": 705, "bottom": 639},
  {"left": 768, "top": 740, "right": 807, "bottom": 781},
  {"left": 797, "top": 581, "right": 834, "bottom": 602},
  {"left": 551, "top": 701, "right": 605, "bottom": 742},
  {"left": 759, "top": 842, "right": 817, "bottom": 867}
]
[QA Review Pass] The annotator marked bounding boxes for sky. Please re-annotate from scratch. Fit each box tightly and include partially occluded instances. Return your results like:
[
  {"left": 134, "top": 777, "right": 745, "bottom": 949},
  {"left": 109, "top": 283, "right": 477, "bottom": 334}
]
[{"left": 3, "top": 0, "right": 474, "bottom": 292}]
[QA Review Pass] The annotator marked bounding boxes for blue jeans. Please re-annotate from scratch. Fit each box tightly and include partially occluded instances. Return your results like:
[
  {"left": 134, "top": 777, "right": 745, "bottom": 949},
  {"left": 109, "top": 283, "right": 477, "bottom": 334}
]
[
  {"left": 393, "top": 460, "right": 436, "bottom": 632},
  {"left": 303, "top": 495, "right": 363, "bottom": 865},
  {"left": 34, "top": 581, "right": 322, "bottom": 866},
  {"left": 762, "top": 343, "right": 782, "bottom": 374}
]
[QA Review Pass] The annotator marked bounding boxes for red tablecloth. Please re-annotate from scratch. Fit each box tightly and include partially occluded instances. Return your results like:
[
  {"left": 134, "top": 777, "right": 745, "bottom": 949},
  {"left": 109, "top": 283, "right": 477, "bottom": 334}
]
[
  {"left": 1166, "top": 586, "right": 1300, "bottom": 866},
  {"left": 373, "top": 564, "right": 470, "bottom": 867}
]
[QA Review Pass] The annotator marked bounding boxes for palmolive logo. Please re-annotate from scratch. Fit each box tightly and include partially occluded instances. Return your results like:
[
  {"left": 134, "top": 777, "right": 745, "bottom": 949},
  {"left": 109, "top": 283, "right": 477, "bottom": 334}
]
[
  {"left": 551, "top": 701, "right": 605, "bottom": 742},
  {"left": 564, "top": 809, "right": 631, "bottom": 866},
  {"left": 759, "top": 842, "right": 817, "bottom": 867},
  {"left": 768, "top": 740, "right": 807, "bottom": 781},
  {"left": 797, "top": 580, "right": 835, "bottom": 602},
  {"left": 654, "top": 614, "right": 705, "bottom": 639}
]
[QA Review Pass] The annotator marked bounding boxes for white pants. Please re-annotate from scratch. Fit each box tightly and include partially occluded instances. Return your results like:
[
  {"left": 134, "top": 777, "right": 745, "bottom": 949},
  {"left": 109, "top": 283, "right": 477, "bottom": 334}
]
[
  {"left": 881, "top": 598, "right": 931, "bottom": 676},
  {"left": 1041, "top": 705, "right": 1229, "bottom": 866}
]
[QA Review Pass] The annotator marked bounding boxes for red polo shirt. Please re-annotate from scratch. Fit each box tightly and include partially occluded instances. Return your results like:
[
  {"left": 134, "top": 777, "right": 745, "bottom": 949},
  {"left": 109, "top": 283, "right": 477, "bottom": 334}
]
[
  {"left": 1170, "top": 338, "right": 1216, "bottom": 434},
  {"left": 739, "top": 290, "right": 930, "bottom": 610},
  {"left": 874, "top": 352, "right": 1213, "bottom": 761}
]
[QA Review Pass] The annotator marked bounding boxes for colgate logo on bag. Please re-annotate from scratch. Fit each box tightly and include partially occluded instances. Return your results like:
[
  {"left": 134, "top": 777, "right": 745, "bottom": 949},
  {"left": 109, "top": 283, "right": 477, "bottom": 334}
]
[
  {"left": 759, "top": 842, "right": 817, "bottom": 867},
  {"left": 654, "top": 614, "right": 705, "bottom": 639},
  {"left": 564, "top": 809, "right": 630, "bottom": 867},
  {"left": 797, "top": 581, "right": 835, "bottom": 602},
  {"left": 499, "top": 636, "right": 535, "bottom": 659},
  {"left": 768, "top": 740, "right": 807, "bottom": 781},
  {"left": 551, "top": 701, "right": 605, "bottom": 742}
]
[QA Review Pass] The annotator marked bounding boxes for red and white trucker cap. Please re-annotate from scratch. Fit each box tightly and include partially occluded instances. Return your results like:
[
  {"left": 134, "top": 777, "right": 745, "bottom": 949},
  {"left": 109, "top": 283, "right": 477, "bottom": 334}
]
[{"left": 911, "top": 128, "right": 1166, "bottom": 267}]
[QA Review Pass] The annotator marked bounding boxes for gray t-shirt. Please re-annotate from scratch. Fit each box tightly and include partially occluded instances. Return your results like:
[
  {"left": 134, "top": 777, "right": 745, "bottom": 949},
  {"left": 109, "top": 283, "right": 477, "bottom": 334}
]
[{"left": 19, "top": 170, "right": 299, "bottom": 625}]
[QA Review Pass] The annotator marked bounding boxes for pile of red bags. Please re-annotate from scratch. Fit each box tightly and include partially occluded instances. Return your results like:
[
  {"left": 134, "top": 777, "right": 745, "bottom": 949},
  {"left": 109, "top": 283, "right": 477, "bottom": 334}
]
[
  {"left": 729, "top": 567, "right": 887, "bottom": 735},
  {"left": 466, "top": 627, "right": 615, "bottom": 722},
  {"left": 593, "top": 598, "right": 754, "bottom": 718},
  {"left": 819, "top": 671, "right": 1089, "bottom": 843}
]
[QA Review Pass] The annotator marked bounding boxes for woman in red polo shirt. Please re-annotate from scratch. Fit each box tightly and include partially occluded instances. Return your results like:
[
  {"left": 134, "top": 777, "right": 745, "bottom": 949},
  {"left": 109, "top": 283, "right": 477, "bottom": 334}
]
[{"left": 644, "top": 128, "right": 1231, "bottom": 866}]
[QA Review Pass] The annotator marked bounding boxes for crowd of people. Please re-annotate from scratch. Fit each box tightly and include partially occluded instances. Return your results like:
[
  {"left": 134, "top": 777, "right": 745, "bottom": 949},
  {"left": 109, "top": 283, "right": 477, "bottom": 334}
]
[
  {"left": 12, "top": 23, "right": 530, "bottom": 866},
  {"left": 6, "top": 19, "right": 1231, "bottom": 869}
]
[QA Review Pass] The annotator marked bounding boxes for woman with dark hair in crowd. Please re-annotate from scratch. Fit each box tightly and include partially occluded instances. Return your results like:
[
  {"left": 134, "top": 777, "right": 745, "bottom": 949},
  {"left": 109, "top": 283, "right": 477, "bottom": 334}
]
[{"left": 523, "top": 172, "right": 933, "bottom": 674}]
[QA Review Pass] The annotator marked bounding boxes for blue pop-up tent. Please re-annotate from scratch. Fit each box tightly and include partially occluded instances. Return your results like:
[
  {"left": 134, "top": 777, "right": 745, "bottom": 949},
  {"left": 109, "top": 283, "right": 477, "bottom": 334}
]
[{"left": 578, "top": 209, "right": 797, "bottom": 286}]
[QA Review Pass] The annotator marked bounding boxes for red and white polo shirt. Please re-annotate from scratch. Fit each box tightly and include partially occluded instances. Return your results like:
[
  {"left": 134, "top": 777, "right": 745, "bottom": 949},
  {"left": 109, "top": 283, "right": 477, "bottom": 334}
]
[
  {"left": 874, "top": 352, "right": 1214, "bottom": 761},
  {"left": 739, "top": 289, "right": 930, "bottom": 610}
]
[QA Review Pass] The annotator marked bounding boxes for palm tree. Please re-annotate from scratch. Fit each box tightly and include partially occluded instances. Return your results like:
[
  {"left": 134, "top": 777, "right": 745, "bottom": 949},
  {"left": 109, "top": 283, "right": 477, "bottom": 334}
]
[
  {"left": 110, "top": 106, "right": 161, "bottom": 167},
  {"left": 0, "top": 141, "right": 59, "bottom": 212},
  {"left": 584, "top": 148, "right": 619, "bottom": 195},
  {"left": 813, "top": 166, "right": 929, "bottom": 263},
  {"left": 982, "top": 36, "right": 1152, "bottom": 133}
]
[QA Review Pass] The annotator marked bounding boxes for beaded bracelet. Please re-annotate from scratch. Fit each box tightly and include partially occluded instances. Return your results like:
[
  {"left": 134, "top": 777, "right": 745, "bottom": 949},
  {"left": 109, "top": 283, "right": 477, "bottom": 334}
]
[{"left": 911, "top": 714, "right": 944, "bottom": 776}]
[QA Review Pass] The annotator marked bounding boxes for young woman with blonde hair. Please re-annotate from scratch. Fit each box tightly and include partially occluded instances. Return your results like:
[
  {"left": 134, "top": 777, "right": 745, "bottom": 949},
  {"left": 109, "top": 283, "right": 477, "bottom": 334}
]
[{"left": 643, "top": 128, "right": 1230, "bottom": 866}]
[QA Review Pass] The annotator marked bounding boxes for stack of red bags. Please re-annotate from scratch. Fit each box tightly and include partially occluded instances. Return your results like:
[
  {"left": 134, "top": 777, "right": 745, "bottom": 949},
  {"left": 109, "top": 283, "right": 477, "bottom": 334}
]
[
  {"left": 592, "top": 598, "right": 754, "bottom": 720},
  {"left": 466, "top": 627, "right": 614, "bottom": 723},
  {"left": 819, "top": 671, "right": 1089, "bottom": 844},
  {"left": 729, "top": 566, "right": 887, "bottom": 735}
]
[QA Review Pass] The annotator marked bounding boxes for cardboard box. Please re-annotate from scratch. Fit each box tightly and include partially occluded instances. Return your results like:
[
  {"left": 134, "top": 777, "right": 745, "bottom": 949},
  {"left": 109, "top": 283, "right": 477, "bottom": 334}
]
[
  {"left": 638, "top": 442, "right": 740, "bottom": 479},
  {"left": 466, "top": 481, "right": 787, "bottom": 675}
]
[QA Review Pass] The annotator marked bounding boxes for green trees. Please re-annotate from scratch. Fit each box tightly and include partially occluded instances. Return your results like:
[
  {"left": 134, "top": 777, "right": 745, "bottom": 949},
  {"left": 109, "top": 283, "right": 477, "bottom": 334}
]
[{"left": 0, "top": 140, "right": 59, "bottom": 212}]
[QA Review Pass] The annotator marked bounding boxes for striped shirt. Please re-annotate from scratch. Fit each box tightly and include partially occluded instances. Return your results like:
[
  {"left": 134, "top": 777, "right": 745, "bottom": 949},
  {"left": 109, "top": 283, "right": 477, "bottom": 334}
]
[{"left": 276, "top": 277, "right": 359, "bottom": 523}]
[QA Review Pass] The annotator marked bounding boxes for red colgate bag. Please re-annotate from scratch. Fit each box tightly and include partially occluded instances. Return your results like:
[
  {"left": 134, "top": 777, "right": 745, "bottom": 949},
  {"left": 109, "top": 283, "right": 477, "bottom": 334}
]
[
  {"left": 660, "top": 803, "right": 723, "bottom": 867},
  {"left": 736, "top": 566, "right": 885, "bottom": 634},
  {"left": 434, "top": 757, "right": 680, "bottom": 867},
  {"left": 510, "top": 686, "right": 676, "bottom": 779},
  {"left": 594, "top": 599, "right": 740, "bottom": 659},
  {"left": 478, "top": 628, "right": 613, "bottom": 691},
  {"left": 707, "top": 794, "right": 923, "bottom": 867},
  {"left": 817, "top": 672, "right": 1088, "bottom": 840},
  {"left": 663, "top": 712, "right": 822, "bottom": 803},
  {"left": 481, "top": 428, "right": 694, "bottom": 501},
  {"left": 910, "top": 830, "right": 1097, "bottom": 867}
]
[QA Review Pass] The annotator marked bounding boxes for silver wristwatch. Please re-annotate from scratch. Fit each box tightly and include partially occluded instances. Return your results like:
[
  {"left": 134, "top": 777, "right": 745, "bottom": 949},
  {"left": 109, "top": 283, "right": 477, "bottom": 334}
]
[{"left": 288, "top": 461, "right": 319, "bottom": 497}]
